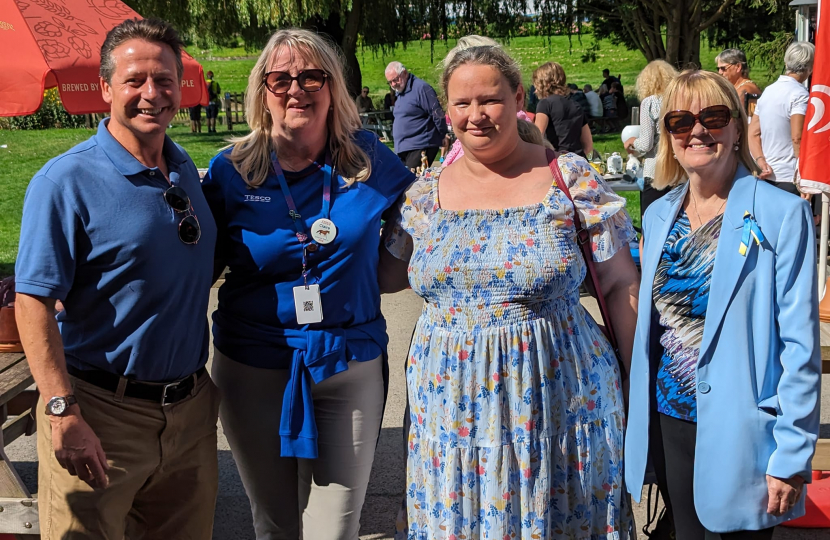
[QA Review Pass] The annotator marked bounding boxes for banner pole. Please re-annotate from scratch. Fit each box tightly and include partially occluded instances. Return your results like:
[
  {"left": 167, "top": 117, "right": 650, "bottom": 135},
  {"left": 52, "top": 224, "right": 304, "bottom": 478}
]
[{"left": 820, "top": 193, "right": 829, "bottom": 300}]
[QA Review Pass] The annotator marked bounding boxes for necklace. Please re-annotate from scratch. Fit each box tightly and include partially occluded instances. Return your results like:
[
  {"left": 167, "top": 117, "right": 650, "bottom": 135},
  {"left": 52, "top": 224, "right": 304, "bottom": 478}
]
[
  {"left": 736, "top": 79, "right": 754, "bottom": 90},
  {"left": 690, "top": 188, "right": 727, "bottom": 227}
]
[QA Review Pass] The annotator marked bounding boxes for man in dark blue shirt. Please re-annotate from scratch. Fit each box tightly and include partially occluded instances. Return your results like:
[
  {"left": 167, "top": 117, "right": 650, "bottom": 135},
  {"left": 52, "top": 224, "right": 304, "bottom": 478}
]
[
  {"left": 385, "top": 61, "right": 448, "bottom": 169},
  {"left": 15, "top": 19, "right": 218, "bottom": 540}
]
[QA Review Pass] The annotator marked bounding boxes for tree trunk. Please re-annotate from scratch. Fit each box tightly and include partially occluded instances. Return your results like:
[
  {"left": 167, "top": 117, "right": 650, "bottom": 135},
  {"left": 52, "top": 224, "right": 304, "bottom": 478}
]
[{"left": 341, "top": 0, "right": 364, "bottom": 97}]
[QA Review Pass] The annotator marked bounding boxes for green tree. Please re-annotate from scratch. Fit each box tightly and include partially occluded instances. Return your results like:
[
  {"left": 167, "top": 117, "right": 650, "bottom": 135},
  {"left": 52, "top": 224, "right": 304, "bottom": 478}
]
[
  {"left": 124, "top": 0, "right": 580, "bottom": 96},
  {"left": 579, "top": 0, "right": 782, "bottom": 69}
]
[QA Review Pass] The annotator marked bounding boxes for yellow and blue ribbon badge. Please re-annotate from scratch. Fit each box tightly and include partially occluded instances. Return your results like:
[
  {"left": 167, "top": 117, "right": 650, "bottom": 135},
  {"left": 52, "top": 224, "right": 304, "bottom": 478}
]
[{"left": 739, "top": 211, "right": 765, "bottom": 256}]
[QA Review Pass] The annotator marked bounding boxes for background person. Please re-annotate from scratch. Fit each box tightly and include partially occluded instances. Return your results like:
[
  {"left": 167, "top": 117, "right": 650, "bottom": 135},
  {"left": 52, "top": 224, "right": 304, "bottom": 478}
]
[
  {"left": 205, "top": 70, "right": 221, "bottom": 132},
  {"left": 381, "top": 44, "right": 639, "bottom": 539},
  {"left": 584, "top": 83, "right": 604, "bottom": 118},
  {"left": 625, "top": 70, "right": 820, "bottom": 540},
  {"left": 202, "top": 29, "right": 415, "bottom": 539},
  {"left": 533, "top": 61, "right": 593, "bottom": 157},
  {"left": 385, "top": 61, "right": 448, "bottom": 168},
  {"left": 625, "top": 59, "right": 679, "bottom": 216},
  {"left": 355, "top": 85, "right": 374, "bottom": 113},
  {"left": 716, "top": 48, "right": 761, "bottom": 108},
  {"left": 16, "top": 18, "right": 219, "bottom": 540},
  {"left": 749, "top": 42, "right": 814, "bottom": 188},
  {"left": 189, "top": 103, "right": 202, "bottom": 132}
]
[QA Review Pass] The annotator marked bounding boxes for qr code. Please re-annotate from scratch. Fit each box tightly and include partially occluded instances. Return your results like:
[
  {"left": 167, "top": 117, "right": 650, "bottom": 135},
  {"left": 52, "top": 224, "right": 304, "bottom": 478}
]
[{"left": 303, "top": 301, "right": 315, "bottom": 312}]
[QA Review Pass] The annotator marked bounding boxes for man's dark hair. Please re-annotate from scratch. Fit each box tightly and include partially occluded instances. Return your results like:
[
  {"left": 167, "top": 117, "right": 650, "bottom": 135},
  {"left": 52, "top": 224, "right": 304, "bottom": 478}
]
[
  {"left": 362, "top": 86, "right": 369, "bottom": 91},
  {"left": 602, "top": 68, "right": 610, "bottom": 75},
  {"left": 100, "top": 18, "right": 184, "bottom": 83},
  {"left": 207, "top": 70, "right": 214, "bottom": 78}
]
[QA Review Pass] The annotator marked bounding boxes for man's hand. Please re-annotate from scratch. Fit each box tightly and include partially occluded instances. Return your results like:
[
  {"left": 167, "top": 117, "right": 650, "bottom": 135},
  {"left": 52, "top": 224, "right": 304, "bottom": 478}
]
[
  {"left": 51, "top": 408, "right": 109, "bottom": 489},
  {"left": 766, "top": 474, "right": 804, "bottom": 516}
]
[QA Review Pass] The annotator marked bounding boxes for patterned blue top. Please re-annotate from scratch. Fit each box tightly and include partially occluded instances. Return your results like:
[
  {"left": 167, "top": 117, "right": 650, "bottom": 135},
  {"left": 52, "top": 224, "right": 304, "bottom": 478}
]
[{"left": 652, "top": 210, "right": 722, "bottom": 422}]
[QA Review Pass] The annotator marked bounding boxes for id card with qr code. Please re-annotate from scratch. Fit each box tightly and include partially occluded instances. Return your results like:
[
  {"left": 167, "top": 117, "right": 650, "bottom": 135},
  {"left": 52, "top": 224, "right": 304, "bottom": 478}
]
[{"left": 293, "top": 284, "right": 323, "bottom": 324}]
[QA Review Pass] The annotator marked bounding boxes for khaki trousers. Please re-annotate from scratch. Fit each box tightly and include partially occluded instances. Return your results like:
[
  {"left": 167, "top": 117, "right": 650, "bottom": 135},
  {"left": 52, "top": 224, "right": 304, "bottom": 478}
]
[
  {"left": 212, "top": 349, "right": 384, "bottom": 540},
  {"left": 37, "top": 372, "right": 220, "bottom": 540}
]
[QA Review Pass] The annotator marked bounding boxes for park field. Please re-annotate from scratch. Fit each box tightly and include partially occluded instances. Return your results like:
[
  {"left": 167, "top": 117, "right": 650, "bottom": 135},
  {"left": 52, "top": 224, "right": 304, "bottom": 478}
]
[{"left": 2, "top": 33, "right": 775, "bottom": 273}]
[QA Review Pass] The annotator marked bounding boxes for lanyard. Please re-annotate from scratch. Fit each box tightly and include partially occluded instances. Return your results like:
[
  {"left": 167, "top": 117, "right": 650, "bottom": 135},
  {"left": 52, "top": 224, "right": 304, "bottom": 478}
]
[{"left": 270, "top": 151, "right": 334, "bottom": 285}]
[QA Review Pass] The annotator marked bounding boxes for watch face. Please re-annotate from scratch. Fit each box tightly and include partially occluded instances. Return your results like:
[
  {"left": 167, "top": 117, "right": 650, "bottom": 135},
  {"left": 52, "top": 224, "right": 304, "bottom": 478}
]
[{"left": 50, "top": 397, "right": 66, "bottom": 416}]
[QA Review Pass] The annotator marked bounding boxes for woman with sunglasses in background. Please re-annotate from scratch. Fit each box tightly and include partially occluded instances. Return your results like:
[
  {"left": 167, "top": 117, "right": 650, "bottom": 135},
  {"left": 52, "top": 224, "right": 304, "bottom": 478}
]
[
  {"left": 624, "top": 70, "right": 821, "bottom": 539},
  {"left": 201, "top": 28, "right": 415, "bottom": 539}
]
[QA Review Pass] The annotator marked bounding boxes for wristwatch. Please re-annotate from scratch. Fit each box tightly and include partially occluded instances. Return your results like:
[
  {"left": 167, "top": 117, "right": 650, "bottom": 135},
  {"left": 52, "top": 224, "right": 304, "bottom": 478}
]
[{"left": 45, "top": 395, "right": 77, "bottom": 416}]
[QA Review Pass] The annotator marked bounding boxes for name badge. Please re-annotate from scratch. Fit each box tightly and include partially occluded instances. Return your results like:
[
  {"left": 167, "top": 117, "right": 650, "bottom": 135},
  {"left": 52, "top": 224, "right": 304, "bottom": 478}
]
[{"left": 293, "top": 284, "right": 323, "bottom": 324}]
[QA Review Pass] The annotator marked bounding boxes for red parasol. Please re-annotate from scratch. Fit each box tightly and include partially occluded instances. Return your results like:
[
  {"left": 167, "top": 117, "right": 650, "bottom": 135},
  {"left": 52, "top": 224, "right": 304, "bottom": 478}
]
[
  {"left": 799, "top": 0, "right": 829, "bottom": 194},
  {"left": 0, "top": 0, "right": 209, "bottom": 117}
]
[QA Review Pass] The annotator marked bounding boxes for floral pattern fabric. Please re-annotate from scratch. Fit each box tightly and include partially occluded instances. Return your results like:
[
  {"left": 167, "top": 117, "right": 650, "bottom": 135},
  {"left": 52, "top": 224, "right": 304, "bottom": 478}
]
[{"left": 386, "top": 153, "right": 637, "bottom": 539}]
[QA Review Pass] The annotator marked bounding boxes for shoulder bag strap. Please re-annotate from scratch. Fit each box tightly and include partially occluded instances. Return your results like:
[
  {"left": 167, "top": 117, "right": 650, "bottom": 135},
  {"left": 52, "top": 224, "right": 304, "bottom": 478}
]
[{"left": 545, "top": 149, "right": 620, "bottom": 354}]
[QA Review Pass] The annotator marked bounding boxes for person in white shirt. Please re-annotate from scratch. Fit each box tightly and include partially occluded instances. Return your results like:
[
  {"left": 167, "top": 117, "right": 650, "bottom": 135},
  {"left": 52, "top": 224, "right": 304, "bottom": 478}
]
[
  {"left": 583, "top": 84, "right": 603, "bottom": 118},
  {"left": 749, "top": 42, "right": 814, "bottom": 192}
]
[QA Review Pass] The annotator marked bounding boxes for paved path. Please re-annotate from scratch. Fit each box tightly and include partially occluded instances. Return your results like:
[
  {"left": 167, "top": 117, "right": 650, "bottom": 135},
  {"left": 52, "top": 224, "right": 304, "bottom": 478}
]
[{"left": 6, "top": 289, "right": 830, "bottom": 538}]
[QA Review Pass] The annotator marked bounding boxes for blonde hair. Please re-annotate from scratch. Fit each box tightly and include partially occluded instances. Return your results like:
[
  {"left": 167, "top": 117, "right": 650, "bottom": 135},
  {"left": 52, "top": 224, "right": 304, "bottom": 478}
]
[
  {"left": 227, "top": 29, "right": 370, "bottom": 188},
  {"left": 441, "top": 45, "right": 549, "bottom": 149},
  {"left": 532, "top": 62, "right": 568, "bottom": 99},
  {"left": 636, "top": 60, "right": 679, "bottom": 101},
  {"left": 653, "top": 70, "right": 760, "bottom": 190},
  {"left": 441, "top": 35, "right": 500, "bottom": 68}
]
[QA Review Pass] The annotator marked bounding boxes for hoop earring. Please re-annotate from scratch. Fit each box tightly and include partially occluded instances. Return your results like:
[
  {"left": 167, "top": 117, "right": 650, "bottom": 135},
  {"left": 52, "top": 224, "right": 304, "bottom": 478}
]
[{"left": 733, "top": 144, "right": 739, "bottom": 152}]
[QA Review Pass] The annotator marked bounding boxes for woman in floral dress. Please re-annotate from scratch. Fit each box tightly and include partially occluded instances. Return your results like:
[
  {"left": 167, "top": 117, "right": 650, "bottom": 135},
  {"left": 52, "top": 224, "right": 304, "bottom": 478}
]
[{"left": 380, "top": 45, "right": 640, "bottom": 539}]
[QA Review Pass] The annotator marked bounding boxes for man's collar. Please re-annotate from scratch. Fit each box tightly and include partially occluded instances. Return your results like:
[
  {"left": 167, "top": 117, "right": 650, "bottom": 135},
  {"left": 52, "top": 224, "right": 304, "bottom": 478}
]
[
  {"left": 97, "top": 118, "right": 188, "bottom": 176},
  {"left": 398, "top": 73, "right": 415, "bottom": 96}
]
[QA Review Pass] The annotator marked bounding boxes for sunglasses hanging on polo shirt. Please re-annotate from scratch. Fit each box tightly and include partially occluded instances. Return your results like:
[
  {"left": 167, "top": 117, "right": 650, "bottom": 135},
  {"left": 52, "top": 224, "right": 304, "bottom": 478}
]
[
  {"left": 270, "top": 152, "right": 338, "bottom": 324},
  {"left": 163, "top": 185, "right": 201, "bottom": 244}
]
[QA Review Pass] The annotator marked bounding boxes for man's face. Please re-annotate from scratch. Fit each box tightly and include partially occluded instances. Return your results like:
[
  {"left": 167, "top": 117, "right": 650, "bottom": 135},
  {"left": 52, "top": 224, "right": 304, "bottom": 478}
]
[
  {"left": 101, "top": 38, "right": 181, "bottom": 142},
  {"left": 362, "top": 88, "right": 370, "bottom": 97},
  {"left": 386, "top": 69, "right": 407, "bottom": 93}
]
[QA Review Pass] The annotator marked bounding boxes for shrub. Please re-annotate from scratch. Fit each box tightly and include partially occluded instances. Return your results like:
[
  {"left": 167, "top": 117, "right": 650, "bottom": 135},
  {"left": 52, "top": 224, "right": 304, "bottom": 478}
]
[{"left": 1, "top": 88, "right": 87, "bottom": 130}]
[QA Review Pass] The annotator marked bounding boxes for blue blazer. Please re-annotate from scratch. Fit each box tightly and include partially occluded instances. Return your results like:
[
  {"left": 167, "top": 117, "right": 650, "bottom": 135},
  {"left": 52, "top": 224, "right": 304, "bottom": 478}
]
[{"left": 624, "top": 166, "right": 821, "bottom": 532}]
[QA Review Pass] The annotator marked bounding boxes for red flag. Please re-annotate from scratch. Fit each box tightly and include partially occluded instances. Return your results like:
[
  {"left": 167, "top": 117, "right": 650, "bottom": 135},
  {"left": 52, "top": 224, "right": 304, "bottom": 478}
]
[{"left": 800, "top": 0, "right": 830, "bottom": 194}]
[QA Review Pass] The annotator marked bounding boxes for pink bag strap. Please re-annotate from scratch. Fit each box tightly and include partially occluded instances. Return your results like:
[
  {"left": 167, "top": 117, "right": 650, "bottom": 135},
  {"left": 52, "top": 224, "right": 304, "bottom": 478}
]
[{"left": 545, "top": 149, "right": 620, "bottom": 354}]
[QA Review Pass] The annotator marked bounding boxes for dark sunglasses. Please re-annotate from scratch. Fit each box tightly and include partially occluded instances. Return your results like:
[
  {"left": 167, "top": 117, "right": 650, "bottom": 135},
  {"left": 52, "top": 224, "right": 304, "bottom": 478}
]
[
  {"left": 716, "top": 64, "right": 733, "bottom": 73},
  {"left": 263, "top": 69, "right": 328, "bottom": 95},
  {"left": 163, "top": 185, "right": 201, "bottom": 244},
  {"left": 663, "top": 105, "right": 739, "bottom": 134}
]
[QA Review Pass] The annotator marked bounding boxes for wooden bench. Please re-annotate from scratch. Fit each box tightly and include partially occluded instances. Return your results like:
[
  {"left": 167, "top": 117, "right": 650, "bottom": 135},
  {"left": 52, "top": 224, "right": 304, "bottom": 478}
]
[
  {"left": 0, "top": 352, "right": 39, "bottom": 538},
  {"left": 359, "top": 112, "right": 393, "bottom": 142}
]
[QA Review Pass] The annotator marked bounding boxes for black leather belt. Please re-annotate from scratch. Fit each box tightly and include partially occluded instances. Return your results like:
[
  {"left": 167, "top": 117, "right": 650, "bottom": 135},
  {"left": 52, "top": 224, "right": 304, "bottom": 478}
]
[{"left": 67, "top": 365, "right": 206, "bottom": 405}]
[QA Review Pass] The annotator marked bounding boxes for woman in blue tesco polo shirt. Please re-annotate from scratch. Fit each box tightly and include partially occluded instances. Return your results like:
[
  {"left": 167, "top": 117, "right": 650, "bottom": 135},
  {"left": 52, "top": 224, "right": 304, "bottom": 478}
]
[{"left": 202, "top": 29, "right": 414, "bottom": 539}]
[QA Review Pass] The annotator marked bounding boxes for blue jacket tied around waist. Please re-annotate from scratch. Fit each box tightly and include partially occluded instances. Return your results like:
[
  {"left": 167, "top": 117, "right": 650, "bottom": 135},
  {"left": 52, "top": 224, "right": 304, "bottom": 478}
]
[{"left": 277, "top": 323, "right": 388, "bottom": 458}]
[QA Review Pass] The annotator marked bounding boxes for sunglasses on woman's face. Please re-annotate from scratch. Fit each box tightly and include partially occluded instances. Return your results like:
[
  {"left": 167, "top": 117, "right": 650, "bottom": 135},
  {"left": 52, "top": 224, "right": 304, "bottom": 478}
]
[
  {"left": 163, "top": 185, "right": 201, "bottom": 244},
  {"left": 663, "top": 105, "right": 739, "bottom": 134},
  {"left": 263, "top": 69, "right": 328, "bottom": 95}
]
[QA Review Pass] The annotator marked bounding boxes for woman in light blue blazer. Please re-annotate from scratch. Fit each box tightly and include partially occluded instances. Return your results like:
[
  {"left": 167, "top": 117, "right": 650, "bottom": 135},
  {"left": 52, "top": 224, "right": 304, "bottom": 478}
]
[{"left": 625, "top": 70, "right": 821, "bottom": 539}]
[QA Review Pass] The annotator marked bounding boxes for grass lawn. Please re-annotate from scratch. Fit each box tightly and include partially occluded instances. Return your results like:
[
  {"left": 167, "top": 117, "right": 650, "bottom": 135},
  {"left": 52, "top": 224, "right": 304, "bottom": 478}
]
[
  {"left": 0, "top": 126, "right": 637, "bottom": 275},
  {"left": 12, "top": 33, "right": 761, "bottom": 272}
]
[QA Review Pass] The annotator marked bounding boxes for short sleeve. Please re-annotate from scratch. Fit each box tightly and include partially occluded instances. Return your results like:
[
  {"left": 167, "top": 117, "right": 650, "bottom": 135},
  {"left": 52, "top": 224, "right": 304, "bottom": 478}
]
[
  {"left": 201, "top": 152, "right": 232, "bottom": 263},
  {"left": 382, "top": 170, "right": 437, "bottom": 261},
  {"left": 361, "top": 131, "right": 416, "bottom": 208},
  {"left": 15, "top": 174, "right": 81, "bottom": 299},
  {"left": 554, "top": 153, "right": 637, "bottom": 262},
  {"left": 790, "top": 89, "right": 809, "bottom": 117}
]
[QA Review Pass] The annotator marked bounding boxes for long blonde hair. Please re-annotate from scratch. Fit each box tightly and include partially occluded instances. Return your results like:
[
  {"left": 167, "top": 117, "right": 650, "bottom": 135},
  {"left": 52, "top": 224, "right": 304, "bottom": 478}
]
[
  {"left": 228, "top": 29, "right": 371, "bottom": 188},
  {"left": 653, "top": 70, "right": 759, "bottom": 190},
  {"left": 636, "top": 60, "right": 678, "bottom": 101},
  {"left": 441, "top": 45, "right": 548, "bottom": 148}
]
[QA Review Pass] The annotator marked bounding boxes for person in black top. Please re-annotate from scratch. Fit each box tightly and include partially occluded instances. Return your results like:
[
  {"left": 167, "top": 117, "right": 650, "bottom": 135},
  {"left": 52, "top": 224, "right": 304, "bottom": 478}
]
[
  {"left": 567, "top": 83, "right": 590, "bottom": 117},
  {"left": 601, "top": 68, "right": 622, "bottom": 94},
  {"left": 532, "top": 62, "right": 593, "bottom": 157},
  {"left": 610, "top": 81, "right": 629, "bottom": 123}
]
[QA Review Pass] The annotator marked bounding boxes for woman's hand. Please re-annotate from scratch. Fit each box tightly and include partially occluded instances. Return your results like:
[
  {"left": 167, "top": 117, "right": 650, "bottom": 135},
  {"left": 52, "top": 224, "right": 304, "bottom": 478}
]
[
  {"left": 766, "top": 474, "right": 805, "bottom": 516},
  {"left": 624, "top": 137, "right": 637, "bottom": 154}
]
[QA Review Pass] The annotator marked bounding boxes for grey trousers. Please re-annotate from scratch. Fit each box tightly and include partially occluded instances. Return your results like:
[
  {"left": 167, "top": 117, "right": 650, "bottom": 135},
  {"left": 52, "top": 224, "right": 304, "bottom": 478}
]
[{"left": 212, "top": 349, "right": 385, "bottom": 540}]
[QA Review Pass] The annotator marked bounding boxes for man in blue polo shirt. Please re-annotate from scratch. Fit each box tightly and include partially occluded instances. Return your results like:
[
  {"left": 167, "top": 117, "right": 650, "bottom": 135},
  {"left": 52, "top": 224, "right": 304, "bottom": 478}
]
[
  {"left": 385, "top": 61, "right": 448, "bottom": 169},
  {"left": 15, "top": 19, "right": 218, "bottom": 540}
]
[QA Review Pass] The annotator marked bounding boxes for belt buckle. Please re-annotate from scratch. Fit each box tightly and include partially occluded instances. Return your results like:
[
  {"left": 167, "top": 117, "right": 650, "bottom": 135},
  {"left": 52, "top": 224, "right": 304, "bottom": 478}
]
[{"left": 160, "top": 380, "right": 182, "bottom": 406}]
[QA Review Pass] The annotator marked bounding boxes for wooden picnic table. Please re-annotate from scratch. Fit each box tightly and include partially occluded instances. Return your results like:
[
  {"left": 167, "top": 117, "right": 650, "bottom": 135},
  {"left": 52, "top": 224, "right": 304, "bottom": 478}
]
[
  {"left": 359, "top": 111, "right": 393, "bottom": 141},
  {"left": 0, "top": 352, "right": 39, "bottom": 537}
]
